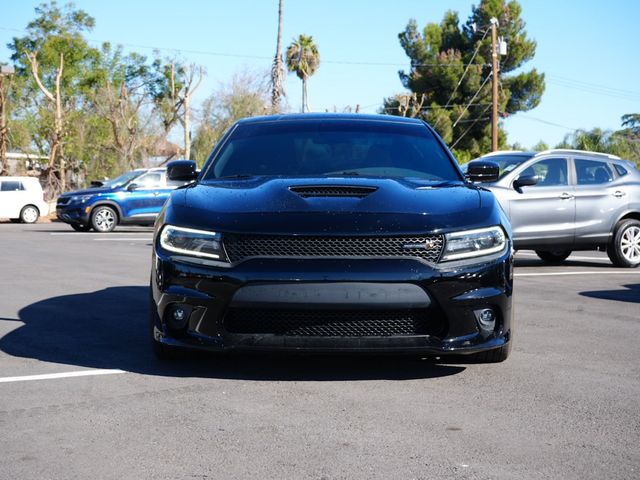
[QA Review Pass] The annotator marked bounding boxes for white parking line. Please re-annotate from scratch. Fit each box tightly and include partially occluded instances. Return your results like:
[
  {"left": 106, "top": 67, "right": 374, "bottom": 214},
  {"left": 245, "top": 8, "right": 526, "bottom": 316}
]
[
  {"left": 0, "top": 369, "right": 126, "bottom": 384},
  {"left": 515, "top": 270, "right": 640, "bottom": 277},
  {"left": 517, "top": 252, "right": 610, "bottom": 262},
  {"left": 49, "top": 230, "right": 152, "bottom": 234},
  {"left": 93, "top": 238, "right": 151, "bottom": 241}
]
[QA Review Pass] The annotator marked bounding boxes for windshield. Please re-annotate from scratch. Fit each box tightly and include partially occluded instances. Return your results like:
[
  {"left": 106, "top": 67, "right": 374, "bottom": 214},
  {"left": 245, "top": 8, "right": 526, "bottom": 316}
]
[
  {"left": 203, "top": 120, "right": 462, "bottom": 182},
  {"left": 101, "top": 170, "right": 145, "bottom": 189},
  {"left": 482, "top": 154, "right": 535, "bottom": 179}
]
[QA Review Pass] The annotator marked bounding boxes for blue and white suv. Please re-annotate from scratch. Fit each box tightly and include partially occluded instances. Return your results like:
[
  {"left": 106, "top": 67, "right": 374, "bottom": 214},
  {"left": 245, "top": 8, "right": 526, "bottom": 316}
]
[{"left": 56, "top": 167, "right": 188, "bottom": 232}]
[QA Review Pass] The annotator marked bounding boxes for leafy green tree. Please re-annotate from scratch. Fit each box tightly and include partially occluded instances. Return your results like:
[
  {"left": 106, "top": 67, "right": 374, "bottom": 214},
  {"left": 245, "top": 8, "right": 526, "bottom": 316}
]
[
  {"left": 149, "top": 57, "right": 204, "bottom": 159},
  {"left": 384, "top": 0, "right": 545, "bottom": 158},
  {"left": 191, "top": 71, "right": 269, "bottom": 166},
  {"left": 556, "top": 126, "right": 640, "bottom": 166},
  {"left": 286, "top": 34, "right": 320, "bottom": 113},
  {"left": 620, "top": 113, "right": 640, "bottom": 135},
  {"left": 8, "top": 1, "right": 101, "bottom": 192},
  {"left": 86, "top": 43, "right": 158, "bottom": 174},
  {"left": 532, "top": 140, "right": 549, "bottom": 151}
]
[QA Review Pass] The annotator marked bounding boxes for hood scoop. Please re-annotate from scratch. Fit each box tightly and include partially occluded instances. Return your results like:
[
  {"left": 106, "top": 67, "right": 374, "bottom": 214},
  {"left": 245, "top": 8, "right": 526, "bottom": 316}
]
[{"left": 289, "top": 185, "right": 378, "bottom": 198}]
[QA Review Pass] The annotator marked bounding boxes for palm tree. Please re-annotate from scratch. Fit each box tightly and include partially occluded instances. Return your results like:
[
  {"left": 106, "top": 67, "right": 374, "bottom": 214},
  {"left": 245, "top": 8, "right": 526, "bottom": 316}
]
[
  {"left": 270, "top": 0, "right": 285, "bottom": 111},
  {"left": 285, "top": 34, "right": 320, "bottom": 113}
]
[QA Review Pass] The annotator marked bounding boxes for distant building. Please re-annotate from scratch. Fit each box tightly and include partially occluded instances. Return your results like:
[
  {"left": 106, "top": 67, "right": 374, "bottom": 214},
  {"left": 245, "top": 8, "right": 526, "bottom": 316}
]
[{"left": 4, "top": 151, "right": 48, "bottom": 175}]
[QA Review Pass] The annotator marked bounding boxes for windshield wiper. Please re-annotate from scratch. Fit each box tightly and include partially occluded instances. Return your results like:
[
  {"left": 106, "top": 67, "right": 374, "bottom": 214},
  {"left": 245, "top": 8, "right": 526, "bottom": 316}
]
[
  {"left": 324, "top": 171, "right": 360, "bottom": 176},
  {"left": 216, "top": 174, "right": 254, "bottom": 180}
]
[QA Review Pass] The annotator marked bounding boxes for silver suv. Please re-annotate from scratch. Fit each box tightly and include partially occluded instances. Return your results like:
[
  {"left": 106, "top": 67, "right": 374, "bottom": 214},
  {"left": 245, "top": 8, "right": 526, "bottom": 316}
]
[{"left": 468, "top": 149, "right": 640, "bottom": 267}]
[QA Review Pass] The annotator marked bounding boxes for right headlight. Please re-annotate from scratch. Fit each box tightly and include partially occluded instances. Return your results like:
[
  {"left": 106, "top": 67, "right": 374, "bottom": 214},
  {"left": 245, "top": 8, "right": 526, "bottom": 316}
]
[
  {"left": 159, "top": 225, "right": 226, "bottom": 261},
  {"left": 440, "top": 226, "right": 507, "bottom": 262}
]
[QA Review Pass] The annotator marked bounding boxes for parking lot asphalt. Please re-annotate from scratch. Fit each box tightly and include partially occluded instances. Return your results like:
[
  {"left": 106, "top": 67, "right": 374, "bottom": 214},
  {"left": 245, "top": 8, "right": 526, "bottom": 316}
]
[{"left": 0, "top": 223, "right": 638, "bottom": 480}]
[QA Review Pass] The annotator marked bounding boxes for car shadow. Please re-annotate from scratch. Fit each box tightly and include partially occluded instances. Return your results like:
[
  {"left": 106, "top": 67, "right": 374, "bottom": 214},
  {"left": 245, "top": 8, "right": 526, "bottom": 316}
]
[
  {"left": 580, "top": 284, "right": 640, "bottom": 304},
  {"left": 0, "top": 286, "right": 465, "bottom": 381}
]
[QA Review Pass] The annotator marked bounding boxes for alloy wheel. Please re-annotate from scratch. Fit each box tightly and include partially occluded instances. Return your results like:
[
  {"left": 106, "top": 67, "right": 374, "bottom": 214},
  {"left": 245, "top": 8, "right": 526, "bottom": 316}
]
[
  {"left": 94, "top": 208, "right": 116, "bottom": 232},
  {"left": 620, "top": 226, "right": 640, "bottom": 263}
]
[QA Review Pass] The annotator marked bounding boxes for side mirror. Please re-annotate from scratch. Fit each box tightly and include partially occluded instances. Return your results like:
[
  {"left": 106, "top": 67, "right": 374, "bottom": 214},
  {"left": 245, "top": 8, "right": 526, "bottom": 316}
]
[
  {"left": 466, "top": 161, "right": 500, "bottom": 183},
  {"left": 126, "top": 183, "right": 139, "bottom": 192},
  {"left": 513, "top": 174, "right": 539, "bottom": 192},
  {"left": 167, "top": 160, "right": 198, "bottom": 182}
]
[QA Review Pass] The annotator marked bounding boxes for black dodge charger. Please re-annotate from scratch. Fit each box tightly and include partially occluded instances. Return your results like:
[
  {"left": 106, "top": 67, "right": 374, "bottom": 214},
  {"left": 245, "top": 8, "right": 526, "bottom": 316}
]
[{"left": 150, "top": 114, "right": 513, "bottom": 362}]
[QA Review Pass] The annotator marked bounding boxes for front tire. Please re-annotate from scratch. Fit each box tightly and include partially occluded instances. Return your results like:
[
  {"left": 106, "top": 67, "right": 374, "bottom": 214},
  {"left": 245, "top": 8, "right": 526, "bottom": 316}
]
[
  {"left": 607, "top": 219, "right": 640, "bottom": 268},
  {"left": 91, "top": 205, "right": 117, "bottom": 233},
  {"left": 535, "top": 250, "right": 571, "bottom": 264},
  {"left": 20, "top": 205, "right": 39, "bottom": 224}
]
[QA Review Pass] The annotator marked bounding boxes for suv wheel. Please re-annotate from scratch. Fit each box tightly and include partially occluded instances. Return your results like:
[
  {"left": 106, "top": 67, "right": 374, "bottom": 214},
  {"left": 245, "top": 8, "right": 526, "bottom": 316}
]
[
  {"left": 20, "top": 205, "right": 39, "bottom": 224},
  {"left": 535, "top": 250, "right": 571, "bottom": 264},
  {"left": 91, "top": 206, "right": 117, "bottom": 233},
  {"left": 607, "top": 219, "right": 640, "bottom": 268}
]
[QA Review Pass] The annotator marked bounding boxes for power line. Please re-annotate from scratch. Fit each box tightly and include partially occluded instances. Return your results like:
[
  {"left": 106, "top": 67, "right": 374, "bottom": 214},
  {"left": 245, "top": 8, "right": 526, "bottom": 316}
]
[
  {"left": 452, "top": 72, "right": 492, "bottom": 128},
  {"left": 437, "top": 26, "right": 491, "bottom": 129},
  {"left": 381, "top": 101, "right": 492, "bottom": 112},
  {"left": 546, "top": 79, "right": 640, "bottom": 102},
  {"left": 450, "top": 103, "right": 493, "bottom": 149},
  {"left": 546, "top": 74, "right": 640, "bottom": 97}
]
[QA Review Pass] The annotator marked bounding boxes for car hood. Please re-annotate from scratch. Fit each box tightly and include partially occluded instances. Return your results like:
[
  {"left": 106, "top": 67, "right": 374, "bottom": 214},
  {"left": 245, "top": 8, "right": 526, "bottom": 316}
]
[
  {"left": 58, "top": 186, "right": 118, "bottom": 197},
  {"left": 165, "top": 177, "right": 499, "bottom": 235}
]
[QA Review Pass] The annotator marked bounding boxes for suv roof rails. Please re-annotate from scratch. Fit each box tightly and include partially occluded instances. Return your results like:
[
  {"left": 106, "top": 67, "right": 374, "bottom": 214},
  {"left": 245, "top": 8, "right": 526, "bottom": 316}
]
[
  {"left": 537, "top": 149, "right": 621, "bottom": 160},
  {"left": 481, "top": 150, "right": 527, "bottom": 157}
]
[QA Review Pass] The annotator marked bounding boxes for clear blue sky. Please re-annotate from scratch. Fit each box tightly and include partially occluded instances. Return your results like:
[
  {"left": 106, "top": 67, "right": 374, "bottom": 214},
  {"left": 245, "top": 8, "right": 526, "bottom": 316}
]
[{"left": 2, "top": 0, "right": 639, "bottom": 149}]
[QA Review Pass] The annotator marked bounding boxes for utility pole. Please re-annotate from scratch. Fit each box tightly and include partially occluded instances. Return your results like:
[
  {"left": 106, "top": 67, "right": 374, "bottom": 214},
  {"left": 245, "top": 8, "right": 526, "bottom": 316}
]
[
  {"left": 490, "top": 17, "right": 499, "bottom": 152},
  {"left": 0, "top": 65, "right": 15, "bottom": 175}
]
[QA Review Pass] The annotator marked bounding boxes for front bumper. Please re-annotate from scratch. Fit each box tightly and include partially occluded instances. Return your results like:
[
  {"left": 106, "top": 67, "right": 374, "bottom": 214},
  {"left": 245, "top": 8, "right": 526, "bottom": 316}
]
[
  {"left": 56, "top": 203, "right": 90, "bottom": 224},
  {"left": 151, "top": 249, "right": 513, "bottom": 355}
]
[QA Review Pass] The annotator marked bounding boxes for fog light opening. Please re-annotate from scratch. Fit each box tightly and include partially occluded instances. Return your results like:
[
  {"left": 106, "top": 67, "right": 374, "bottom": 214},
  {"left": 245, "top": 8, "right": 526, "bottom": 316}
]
[
  {"left": 474, "top": 308, "right": 496, "bottom": 334},
  {"left": 165, "top": 304, "right": 192, "bottom": 330}
]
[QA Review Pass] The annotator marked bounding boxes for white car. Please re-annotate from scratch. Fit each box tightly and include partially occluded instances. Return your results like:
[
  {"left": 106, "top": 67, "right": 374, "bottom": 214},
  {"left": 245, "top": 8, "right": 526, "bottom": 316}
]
[{"left": 0, "top": 177, "right": 49, "bottom": 223}]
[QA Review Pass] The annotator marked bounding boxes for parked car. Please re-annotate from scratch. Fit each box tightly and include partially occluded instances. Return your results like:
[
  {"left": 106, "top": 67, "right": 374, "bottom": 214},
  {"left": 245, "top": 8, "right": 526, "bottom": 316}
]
[
  {"left": 150, "top": 114, "right": 514, "bottom": 362},
  {"left": 56, "top": 167, "right": 188, "bottom": 232},
  {"left": 0, "top": 176, "right": 49, "bottom": 223},
  {"left": 466, "top": 149, "right": 640, "bottom": 267}
]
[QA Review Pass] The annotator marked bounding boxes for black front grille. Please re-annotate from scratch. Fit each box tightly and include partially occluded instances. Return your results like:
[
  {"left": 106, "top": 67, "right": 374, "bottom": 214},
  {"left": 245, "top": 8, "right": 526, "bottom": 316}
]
[
  {"left": 224, "top": 308, "right": 443, "bottom": 337},
  {"left": 289, "top": 185, "right": 378, "bottom": 198},
  {"left": 223, "top": 234, "right": 444, "bottom": 263},
  {"left": 56, "top": 197, "right": 71, "bottom": 206}
]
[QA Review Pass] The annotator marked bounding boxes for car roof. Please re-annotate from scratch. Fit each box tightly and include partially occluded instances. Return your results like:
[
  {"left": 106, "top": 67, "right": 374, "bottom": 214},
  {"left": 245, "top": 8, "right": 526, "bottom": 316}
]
[
  {"left": 0, "top": 176, "right": 40, "bottom": 182},
  {"left": 479, "top": 149, "right": 625, "bottom": 162},
  {"left": 235, "top": 113, "right": 425, "bottom": 125}
]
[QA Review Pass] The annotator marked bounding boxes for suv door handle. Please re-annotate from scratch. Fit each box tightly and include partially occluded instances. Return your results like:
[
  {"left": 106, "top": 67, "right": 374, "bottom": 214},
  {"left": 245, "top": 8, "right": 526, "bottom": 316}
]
[
  {"left": 559, "top": 192, "right": 574, "bottom": 200},
  {"left": 613, "top": 191, "right": 626, "bottom": 198}
]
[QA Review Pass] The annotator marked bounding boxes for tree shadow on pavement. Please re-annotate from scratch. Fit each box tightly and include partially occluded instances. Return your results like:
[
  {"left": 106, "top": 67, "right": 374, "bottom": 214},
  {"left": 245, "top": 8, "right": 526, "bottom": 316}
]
[
  {"left": 580, "top": 283, "right": 640, "bottom": 304},
  {"left": 0, "top": 286, "right": 465, "bottom": 381}
]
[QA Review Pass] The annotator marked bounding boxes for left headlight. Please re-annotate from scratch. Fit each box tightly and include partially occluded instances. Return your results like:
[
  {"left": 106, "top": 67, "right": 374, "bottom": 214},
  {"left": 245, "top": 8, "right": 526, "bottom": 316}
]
[
  {"left": 159, "top": 225, "right": 225, "bottom": 260},
  {"left": 440, "top": 226, "right": 507, "bottom": 262},
  {"left": 70, "top": 194, "right": 93, "bottom": 203}
]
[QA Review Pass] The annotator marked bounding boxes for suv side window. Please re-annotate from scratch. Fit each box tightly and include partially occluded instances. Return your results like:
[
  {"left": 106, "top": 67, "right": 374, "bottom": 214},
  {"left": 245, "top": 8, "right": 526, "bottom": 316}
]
[
  {"left": 0, "top": 181, "right": 25, "bottom": 191},
  {"left": 575, "top": 159, "right": 613, "bottom": 185},
  {"left": 134, "top": 172, "right": 163, "bottom": 188},
  {"left": 520, "top": 158, "right": 568, "bottom": 187},
  {"left": 613, "top": 163, "right": 628, "bottom": 177}
]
